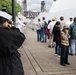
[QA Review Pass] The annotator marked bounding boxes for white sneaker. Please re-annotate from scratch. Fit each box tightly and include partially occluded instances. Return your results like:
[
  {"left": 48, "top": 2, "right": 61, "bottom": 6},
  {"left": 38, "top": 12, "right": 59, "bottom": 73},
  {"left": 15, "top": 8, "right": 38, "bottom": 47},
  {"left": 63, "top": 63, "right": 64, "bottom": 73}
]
[{"left": 58, "top": 55, "right": 60, "bottom": 58}]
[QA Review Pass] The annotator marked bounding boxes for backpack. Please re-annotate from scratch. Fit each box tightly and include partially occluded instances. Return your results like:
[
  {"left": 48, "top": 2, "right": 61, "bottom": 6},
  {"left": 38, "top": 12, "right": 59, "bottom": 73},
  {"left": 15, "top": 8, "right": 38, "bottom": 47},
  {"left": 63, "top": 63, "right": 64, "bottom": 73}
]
[{"left": 44, "top": 21, "right": 47, "bottom": 29}]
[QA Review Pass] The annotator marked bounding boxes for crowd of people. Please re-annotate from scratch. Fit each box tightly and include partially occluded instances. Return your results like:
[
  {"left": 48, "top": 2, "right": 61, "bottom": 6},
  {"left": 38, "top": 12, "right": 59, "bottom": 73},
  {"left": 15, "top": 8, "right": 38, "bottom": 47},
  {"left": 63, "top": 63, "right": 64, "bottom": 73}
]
[{"left": 36, "top": 16, "right": 76, "bottom": 66}]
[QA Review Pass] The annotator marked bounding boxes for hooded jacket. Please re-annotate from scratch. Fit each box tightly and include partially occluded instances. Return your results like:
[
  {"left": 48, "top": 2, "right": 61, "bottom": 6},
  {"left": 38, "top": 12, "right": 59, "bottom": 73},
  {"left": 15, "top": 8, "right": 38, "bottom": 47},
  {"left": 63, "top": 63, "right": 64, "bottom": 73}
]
[
  {"left": 52, "top": 25, "right": 61, "bottom": 42},
  {"left": 70, "top": 22, "right": 76, "bottom": 39}
]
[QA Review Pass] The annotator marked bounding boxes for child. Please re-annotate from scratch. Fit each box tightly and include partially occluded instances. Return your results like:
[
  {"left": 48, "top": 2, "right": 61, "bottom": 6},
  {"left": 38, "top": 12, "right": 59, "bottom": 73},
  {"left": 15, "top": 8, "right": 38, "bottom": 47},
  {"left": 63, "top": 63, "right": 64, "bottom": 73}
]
[{"left": 60, "top": 25, "right": 70, "bottom": 66}]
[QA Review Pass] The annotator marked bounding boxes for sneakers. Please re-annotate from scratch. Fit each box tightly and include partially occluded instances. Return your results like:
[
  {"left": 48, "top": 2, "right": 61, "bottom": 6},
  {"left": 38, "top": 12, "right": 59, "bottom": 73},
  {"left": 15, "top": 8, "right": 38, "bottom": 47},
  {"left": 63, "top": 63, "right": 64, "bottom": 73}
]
[
  {"left": 55, "top": 52, "right": 57, "bottom": 54},
  {"left": 65, "top": 62, "right": 70, "bottom": 65},
  {"left": 60, "top": 63, "right": 66, "bottom": 66},
  {"left": 48, "top": 45, "right": 51, "bottom": 48},
  {"left": 48, "top": 45, "right": 55, "bottom": 48},
  {"left": 69, "top": 53, "right": 74, "bottom": 56},
  {"left": 58, "top": 55, "right": 60, "bottom": 58},
  {"left": 52, "top": 46, "right": 55, "bottom": 48},
  {"left": 60, "top": 62, "right": 70, "bottom": 66}
]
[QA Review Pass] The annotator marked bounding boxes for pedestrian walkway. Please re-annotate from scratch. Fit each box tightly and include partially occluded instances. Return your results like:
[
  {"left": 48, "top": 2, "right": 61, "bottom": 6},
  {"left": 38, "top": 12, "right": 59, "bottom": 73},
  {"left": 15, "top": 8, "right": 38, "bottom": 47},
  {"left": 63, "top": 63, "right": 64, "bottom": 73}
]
[{"left": 19, "top": 27, "right": 76, "bottom": 75}]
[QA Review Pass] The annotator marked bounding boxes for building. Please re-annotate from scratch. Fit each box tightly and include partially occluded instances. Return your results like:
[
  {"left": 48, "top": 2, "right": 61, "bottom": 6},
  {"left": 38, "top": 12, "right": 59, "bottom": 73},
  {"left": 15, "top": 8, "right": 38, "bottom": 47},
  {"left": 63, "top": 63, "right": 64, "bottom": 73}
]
[
  {"left": 33, "top": 0, "right": 76, "bottom": 23},
  {"left": 17, "top": 0, "right": 40, "bottom": 19},
  {"left": 23, "top": 0, "right": 40, "bottom": 19},
  {"left": 22, "top": 0, "right": 27, "bottom": 12},
  {"left": 49, "top": 0, "right": 76, "bottom": 21},
  {"left": 41, "top": 0, "right": 46, "bottom": 12},
  {"left": 24, "top": 10, "right": 40, "bottom": 19}
]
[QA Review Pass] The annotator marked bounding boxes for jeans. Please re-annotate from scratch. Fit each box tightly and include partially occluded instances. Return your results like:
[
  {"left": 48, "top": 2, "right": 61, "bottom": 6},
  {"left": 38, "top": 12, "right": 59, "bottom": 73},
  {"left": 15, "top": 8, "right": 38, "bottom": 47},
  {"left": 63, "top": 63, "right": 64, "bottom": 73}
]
[
  {"left": 70, "top": 39, "right": 76, "bottom": 54},
  {"left": 41, "top": 28, "right": 47, "bottom": 42},
  {"left": 55, "top": 42, "right": 61, "bottom": 55},
  {"left": 44, "top": 28, "right": 47, "bottom": 42},
  {"left": 60, "top": 44, "right": 69, "bottom": 64},
  {"left": 36, "top": 29, "right": 41, "bottom": 41}
]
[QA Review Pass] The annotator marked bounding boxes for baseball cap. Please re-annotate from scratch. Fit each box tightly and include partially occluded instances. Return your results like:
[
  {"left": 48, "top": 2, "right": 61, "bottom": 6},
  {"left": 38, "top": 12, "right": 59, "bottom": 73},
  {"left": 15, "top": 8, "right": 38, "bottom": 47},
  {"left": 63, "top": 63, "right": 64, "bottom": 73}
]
[
  {"left": 52, "top": 17, "right": 56, "bottom": 21},
  {"left": 63, "top": 25, "right": 69, "bottom": 30}
]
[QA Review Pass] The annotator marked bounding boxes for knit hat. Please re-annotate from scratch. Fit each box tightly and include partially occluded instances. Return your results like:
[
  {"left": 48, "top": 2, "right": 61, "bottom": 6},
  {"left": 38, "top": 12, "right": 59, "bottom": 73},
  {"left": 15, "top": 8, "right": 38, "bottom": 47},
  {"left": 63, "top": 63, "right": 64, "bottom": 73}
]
[{"left": 63, "top": 25, "right": 69, "bottom": 30}]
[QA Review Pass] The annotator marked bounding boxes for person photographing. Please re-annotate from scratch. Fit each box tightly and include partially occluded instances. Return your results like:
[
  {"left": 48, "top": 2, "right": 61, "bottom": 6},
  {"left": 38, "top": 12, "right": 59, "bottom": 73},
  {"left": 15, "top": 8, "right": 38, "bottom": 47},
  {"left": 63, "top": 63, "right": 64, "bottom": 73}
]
[{"left": 0, "top": 11, "right": 25, "bottom": 75}]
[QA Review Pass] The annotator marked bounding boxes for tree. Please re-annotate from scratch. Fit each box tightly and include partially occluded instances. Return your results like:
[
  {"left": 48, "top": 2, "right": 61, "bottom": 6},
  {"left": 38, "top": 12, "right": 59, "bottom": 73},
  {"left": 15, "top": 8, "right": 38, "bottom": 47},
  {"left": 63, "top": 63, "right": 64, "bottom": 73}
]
[{"left": 0, "top": 0, "right": 22, "bottom": 16}]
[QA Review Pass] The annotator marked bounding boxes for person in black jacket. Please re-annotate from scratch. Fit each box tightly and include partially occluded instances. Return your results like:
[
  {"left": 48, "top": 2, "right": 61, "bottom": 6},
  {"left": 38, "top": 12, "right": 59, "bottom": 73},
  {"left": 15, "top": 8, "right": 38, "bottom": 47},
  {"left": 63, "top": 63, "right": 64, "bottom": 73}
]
[
  {"left": 0, "top": 11, "right": 25, "bottom": 75},
  {"left": 52, "top": 21, "right": 61, "bottom": 55}
]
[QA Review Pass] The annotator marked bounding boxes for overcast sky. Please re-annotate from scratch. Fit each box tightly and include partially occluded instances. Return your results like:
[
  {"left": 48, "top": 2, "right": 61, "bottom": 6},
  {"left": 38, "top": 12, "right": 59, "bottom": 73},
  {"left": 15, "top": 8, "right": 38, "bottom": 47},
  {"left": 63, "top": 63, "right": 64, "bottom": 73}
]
[{"left": 27, "top": 0, "right": 53, "bottom": 12}]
